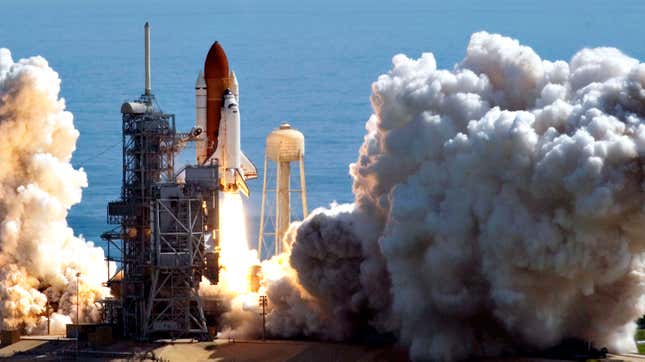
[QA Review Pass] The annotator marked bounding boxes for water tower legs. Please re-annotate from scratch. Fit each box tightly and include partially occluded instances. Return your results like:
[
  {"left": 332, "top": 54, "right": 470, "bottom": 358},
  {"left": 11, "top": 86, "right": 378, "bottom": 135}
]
[
  {"left": 276, "top": 160, "right": 291, "bottom": 255},
  {"left": 258, "top": 123, "right": 307, "bottom": 260},
  {"left": 258, "top": 156, "right": 269, "bottom": 259},
  {"left": 299, "top": 156, "right": 308, "bottom": 218}
]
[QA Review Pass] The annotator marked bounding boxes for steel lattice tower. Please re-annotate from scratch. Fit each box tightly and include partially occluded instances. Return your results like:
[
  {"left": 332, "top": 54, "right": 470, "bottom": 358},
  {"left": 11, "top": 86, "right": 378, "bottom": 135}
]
[{"left": 101, "top": 22, "right": 214, "bottom": 340}]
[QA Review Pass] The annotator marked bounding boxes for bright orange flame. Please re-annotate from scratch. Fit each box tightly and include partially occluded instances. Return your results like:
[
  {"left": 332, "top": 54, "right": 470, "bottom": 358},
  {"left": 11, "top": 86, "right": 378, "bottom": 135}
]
[{"left": 217, "top": 192, "right": 257, "bottom": 294}]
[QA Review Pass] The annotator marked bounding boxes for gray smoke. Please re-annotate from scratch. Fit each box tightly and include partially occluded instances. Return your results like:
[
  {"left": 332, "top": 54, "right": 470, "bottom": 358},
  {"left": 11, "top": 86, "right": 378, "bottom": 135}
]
[
  {"left": 263, "top": 32, "right": 645, "bottom": 360},
  {"left": 269, "top": 204, "right": 394, "bottom": 339}
]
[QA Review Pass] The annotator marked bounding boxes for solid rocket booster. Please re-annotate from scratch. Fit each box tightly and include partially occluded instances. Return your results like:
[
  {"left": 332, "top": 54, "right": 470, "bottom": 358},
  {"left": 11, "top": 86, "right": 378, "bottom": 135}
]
[
  {"left": 196, "top": 41, "right": 257, "bottom": 196},
  {"left": 195, "top": 71, "right": 207, "bottom": 164}
]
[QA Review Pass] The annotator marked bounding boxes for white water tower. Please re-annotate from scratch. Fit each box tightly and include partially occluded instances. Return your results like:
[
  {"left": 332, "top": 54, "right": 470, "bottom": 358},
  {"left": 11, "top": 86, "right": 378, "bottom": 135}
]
[{"left": 258, "top": 123, "right": 308, "bottom": 258}]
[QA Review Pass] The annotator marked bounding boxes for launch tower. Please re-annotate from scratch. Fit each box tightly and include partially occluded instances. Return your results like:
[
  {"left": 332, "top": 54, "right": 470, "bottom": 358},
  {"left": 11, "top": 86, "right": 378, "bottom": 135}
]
[{"left": 101, "top": 23, "right": 216, "bottom": 340}]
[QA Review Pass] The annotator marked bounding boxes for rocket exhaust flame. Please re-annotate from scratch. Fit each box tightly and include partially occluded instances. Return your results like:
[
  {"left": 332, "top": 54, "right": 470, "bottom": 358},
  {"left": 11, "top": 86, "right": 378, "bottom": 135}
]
[
  {"left": 199, "top": 192, "right": 266, "bottom": 339},
  {"left": 216, "top": 193, "right": 258, "bottom": 294}
]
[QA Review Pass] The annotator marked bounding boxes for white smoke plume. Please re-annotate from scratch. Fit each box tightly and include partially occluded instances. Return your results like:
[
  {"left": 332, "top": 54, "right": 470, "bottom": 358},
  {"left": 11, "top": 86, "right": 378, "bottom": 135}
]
[
  {"left": 254, "top": 32, "right": 645, "bottom": 360},
  {"left": 0, "top": 49, "right": 110, "bottom": 333}
]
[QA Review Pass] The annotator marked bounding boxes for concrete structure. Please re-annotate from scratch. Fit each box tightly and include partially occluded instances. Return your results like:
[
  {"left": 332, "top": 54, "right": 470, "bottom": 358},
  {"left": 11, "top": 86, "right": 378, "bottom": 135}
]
[
  {"left": 258, "top": 123, "right": 308, "bottom": 257},
  {"left": 1, "top": 330, "right": 20, "bottom": 346}
]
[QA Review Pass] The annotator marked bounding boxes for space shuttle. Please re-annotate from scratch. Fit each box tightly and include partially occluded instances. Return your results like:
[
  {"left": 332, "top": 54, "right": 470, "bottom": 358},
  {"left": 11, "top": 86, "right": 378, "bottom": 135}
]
[{"left": 195, "top": 42, "right": 257, "bottom": 196}]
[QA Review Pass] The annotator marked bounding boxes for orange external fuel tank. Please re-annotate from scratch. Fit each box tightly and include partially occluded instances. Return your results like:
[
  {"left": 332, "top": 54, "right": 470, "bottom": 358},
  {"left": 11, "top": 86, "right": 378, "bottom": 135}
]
[{"left": 204, "top": 42, "right": 235, "bottom": 158}]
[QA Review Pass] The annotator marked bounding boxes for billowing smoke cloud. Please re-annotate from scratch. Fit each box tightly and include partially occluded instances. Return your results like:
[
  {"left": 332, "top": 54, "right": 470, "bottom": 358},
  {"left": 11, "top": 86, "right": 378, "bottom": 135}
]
[
  {"left": 258, "top": 32, "right": 645, "bottom": 360},
  {"left": 267, "top": 204, "right": 396, "bottom": 339},
  {"left": 0, "top": 49, "right": 110, "bottom": 333}
]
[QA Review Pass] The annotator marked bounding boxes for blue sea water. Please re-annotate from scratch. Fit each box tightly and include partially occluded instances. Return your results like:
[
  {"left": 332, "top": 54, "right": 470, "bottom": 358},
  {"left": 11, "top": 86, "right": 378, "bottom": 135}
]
[{"left": 1, "top": 0, "right": 644, "bottom": 253}]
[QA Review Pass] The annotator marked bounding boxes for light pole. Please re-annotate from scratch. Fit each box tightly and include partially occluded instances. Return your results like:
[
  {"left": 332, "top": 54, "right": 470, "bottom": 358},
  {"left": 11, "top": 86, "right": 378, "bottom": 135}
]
[
  {"left": 76, "top": 272, "right": 81, "bottom": 356},
  {"left": 258, "top": 296, "right": 267, "bottom": 341},
  {"left": 76, "top": 272, "right": 81, "bottom": 324},
  {"left": 46, "top": 302, "right": 51, "bottom": 335}
]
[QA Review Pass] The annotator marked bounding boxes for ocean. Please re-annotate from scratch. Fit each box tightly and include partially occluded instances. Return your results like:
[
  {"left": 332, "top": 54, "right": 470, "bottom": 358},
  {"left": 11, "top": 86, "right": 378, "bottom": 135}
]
[{"left": 1, "top": 0, "right": 644, "bottom": 252}]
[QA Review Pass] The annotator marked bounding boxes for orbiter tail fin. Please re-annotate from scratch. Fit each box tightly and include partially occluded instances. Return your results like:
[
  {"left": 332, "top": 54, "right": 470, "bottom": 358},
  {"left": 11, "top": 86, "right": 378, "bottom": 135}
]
[
  {"left": 241, "top": 151, "right": 258, "bottom": 179},
  {"left": 235, "top": 169, "right": 250, "bottom": 197}
]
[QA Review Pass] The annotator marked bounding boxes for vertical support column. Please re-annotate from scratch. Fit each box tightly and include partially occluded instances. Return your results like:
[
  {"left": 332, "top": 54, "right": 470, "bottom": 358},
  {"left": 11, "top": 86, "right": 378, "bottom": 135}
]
[
  {"left": 299, "top": 153, "right": 308, "bottom": 218},
  {"left": 258, "top": 156, "right": 269, "bottom": 259},
  {"left": 274, "top": 156, "right": 280, "bottom": 256},
  {"left": 276, "top": 160, "right": 290, "bottom": 255}
]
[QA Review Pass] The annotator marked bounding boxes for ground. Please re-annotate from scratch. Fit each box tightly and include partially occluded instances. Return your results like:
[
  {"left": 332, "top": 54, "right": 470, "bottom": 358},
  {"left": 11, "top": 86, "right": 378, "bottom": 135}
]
[
  {"left": 2, "top": 334, "right": 645, "bottom": 361},
  {"left": 0, "top": 337, "right": 409, "bottom": 361}
]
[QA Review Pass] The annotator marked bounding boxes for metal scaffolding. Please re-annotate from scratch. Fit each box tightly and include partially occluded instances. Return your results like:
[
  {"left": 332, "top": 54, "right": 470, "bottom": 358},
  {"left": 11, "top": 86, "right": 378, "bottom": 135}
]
[
  {"left": 100, "top": 23, "right": 219, "bottom": 341},
  {"left": 102, "top": 95, "right": 215, "bottom": 340},
  {"left": 145, "top": 191, "right": 207, "bottom": 337}
]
